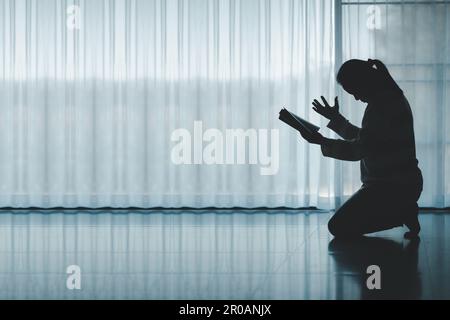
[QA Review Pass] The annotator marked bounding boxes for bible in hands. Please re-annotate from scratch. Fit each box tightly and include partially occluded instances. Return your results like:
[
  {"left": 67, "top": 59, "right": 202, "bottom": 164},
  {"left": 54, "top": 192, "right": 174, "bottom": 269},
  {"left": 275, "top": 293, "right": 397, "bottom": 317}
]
[
  {"left": 278, "top": 108, "right": 320, "bottom": 134},
  {"left": 279, "top": 108, "right": 324, "bottom": 145}
]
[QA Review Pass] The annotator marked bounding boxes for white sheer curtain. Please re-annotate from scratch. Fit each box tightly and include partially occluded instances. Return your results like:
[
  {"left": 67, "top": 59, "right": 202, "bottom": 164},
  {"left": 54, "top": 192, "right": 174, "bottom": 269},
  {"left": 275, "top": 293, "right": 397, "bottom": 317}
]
[
  {"left": 1, "top": 0, "right": 448, "bottom": 209},
  {"left": 340, "top": 0, "right": 450, "bottom": 207},
  {"left": 0, "top": 0, "right": 337, "bottom": 208}
]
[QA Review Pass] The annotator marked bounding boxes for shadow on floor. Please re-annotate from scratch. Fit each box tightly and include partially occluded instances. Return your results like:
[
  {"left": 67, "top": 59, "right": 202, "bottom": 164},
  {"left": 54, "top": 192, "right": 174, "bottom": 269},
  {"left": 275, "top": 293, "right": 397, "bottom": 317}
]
[{"left": 328, "top": 236, "right": 421, "bottom": 299}]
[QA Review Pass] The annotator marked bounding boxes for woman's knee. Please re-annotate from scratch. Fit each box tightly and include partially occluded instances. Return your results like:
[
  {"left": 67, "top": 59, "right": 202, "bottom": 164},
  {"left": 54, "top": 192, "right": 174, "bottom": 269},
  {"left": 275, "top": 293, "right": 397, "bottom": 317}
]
[
  {"left": 328, "top": 215, "right": 343, "bottom": 237},
  {"left": 328, "top": 210, "right": 362, "bottom": 238}
]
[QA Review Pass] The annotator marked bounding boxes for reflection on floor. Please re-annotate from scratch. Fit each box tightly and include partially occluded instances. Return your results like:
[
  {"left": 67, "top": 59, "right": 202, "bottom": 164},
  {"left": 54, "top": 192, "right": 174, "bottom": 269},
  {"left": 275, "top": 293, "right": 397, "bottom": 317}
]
[{"left": 0, "top": 209, "right": 448, "bottom": 300}]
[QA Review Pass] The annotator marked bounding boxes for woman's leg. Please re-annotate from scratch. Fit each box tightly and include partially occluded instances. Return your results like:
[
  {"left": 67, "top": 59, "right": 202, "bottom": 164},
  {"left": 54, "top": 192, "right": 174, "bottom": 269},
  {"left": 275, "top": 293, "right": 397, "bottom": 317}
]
[
  {"left": 328, "top": 185, "right": 406, "bottom": 237},
  {"left": 403, "top": 172, "right": 423, "bottom": 239},
  {"left": 403, "top": 203, "right": 420, "bottom": 239}
]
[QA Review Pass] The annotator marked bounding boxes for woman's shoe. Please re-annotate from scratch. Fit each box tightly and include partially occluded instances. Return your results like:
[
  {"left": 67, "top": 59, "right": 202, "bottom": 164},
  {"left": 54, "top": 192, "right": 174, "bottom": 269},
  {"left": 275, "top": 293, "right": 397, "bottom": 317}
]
[{"left": 404, "top": 212, "right": 420, "bottom": 239}]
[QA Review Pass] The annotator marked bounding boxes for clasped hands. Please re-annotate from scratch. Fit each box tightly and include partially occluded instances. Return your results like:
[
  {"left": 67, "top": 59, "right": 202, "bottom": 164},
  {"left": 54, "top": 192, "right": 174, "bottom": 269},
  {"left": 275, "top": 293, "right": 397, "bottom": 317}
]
[{"left": 298, "top": 96, "right": 340, "bottom": 145}]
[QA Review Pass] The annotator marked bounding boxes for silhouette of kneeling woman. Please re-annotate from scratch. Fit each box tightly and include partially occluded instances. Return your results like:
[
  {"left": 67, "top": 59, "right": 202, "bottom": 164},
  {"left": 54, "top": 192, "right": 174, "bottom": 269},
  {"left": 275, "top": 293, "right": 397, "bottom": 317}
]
[{"left": 300, "top": 59, "right": 423, "bottom": 239}]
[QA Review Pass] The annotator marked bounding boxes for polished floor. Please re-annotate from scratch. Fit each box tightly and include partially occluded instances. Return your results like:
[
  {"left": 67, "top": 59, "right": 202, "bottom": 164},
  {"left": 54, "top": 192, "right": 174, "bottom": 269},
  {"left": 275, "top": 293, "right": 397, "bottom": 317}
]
[{"left": 0, "top": 209, "right": 448, "bottom": 300}]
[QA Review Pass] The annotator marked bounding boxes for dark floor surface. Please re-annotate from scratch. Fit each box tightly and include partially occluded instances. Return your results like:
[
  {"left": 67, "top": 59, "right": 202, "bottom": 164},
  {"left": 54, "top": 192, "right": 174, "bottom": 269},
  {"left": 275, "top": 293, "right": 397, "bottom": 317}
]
[{"left": 0, "top": 209, "right": 448, "bottom": 300}]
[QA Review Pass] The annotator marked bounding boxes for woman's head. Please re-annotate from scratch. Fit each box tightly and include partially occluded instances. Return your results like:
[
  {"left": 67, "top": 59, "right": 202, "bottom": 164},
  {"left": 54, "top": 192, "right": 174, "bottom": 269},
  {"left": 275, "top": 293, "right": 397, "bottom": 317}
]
[{"left": 337, "top": 59, "right": 400, "bottom": 103}]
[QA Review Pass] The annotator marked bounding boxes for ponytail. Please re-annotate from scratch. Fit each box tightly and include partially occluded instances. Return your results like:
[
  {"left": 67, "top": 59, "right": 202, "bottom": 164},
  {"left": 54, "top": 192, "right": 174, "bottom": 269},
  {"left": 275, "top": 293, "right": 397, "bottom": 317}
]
[{"left": 367, "top": 59, "right": 402, "bottom": 93}]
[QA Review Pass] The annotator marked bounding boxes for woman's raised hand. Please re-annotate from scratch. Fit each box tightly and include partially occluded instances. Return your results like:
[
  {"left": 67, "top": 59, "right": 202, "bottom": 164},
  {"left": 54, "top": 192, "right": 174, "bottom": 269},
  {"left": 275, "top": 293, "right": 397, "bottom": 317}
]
[{"left": 312, "top": 96, "right": 340, "bottom": 121}]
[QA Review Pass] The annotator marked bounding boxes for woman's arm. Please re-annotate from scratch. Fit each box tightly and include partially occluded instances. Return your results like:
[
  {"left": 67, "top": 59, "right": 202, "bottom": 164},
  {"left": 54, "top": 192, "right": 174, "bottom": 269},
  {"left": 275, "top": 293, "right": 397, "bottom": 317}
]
[
  {"left": 326, "top": 114, "right": 361, "bottom": 140},
  {"left": 320, "top": 103, "right": 389, "bottom": 161},
  {"left": 320, "top": 137, "right": 364, "bottom": 161},
  {"left": 312, "top": 96, "right": 361, "bottom": 140}
]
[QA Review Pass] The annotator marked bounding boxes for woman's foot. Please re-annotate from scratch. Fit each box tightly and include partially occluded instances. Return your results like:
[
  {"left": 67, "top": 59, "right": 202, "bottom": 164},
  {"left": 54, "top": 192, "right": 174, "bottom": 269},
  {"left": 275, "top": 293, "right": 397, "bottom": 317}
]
[{"left": 404, "top": 214, "right": 420, "bottom": 239}]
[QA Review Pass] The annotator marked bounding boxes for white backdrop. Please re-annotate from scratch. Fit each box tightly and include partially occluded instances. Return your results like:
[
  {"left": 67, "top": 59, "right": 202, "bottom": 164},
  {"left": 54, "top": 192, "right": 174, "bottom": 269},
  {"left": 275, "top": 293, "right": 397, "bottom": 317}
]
[{"left": 0, "top": 0, "right": 448, "bottom": 208}]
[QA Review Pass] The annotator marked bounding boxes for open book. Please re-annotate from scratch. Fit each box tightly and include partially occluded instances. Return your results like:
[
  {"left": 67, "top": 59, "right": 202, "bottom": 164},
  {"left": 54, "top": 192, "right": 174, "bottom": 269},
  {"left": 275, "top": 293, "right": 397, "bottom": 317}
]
[{"left": 278, "top": 108, "right": 320, "bottom": 133}]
